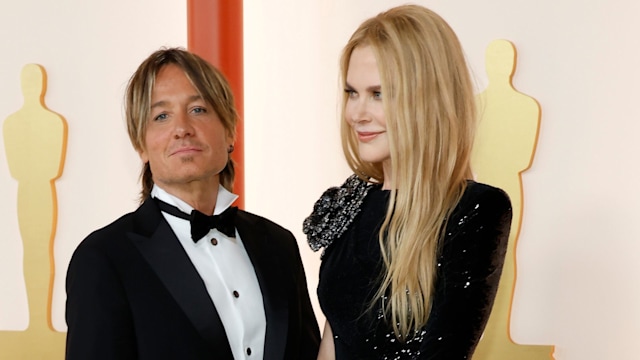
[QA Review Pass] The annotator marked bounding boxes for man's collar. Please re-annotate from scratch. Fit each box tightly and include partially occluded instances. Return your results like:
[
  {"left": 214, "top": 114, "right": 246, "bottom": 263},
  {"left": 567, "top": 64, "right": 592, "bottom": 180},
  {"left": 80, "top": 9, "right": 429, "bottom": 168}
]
[{"left": 151, "top": 184, "right": 239, "bottom": 216}]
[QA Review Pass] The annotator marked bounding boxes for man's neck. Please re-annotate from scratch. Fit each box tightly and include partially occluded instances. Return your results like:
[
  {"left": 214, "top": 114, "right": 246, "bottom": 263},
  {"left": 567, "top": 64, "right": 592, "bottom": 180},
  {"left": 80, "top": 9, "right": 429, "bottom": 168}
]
[{"left": 155, "top": 180, "right": 219, "bottom": 215}]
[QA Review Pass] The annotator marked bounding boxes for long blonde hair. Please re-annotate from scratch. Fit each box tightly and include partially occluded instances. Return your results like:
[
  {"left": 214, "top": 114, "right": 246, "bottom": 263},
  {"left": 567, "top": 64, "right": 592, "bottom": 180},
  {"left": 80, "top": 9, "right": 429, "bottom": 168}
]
[{"left": 340, "top": 5, "right": 476, "bottom": 339}]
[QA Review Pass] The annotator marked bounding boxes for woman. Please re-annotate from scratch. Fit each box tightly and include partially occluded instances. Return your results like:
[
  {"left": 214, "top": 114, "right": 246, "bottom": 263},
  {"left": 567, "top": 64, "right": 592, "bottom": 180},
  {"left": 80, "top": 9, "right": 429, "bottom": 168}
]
[{"left": 303, "top": 5, "right": 512, "bottom": 359}]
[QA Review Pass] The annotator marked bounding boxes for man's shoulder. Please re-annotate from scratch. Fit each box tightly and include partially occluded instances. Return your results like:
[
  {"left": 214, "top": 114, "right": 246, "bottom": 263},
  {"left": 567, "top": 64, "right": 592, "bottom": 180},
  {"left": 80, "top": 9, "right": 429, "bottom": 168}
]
[
  {"left": 66, "top": 210, "right": 143, "bottom": 271},
  {"left": 236, "top": 209, "right": 293, "bottom": 237},
  {"left": 82, "top": 198, "right": 161, "bottom": 243},
  {"left": 78, "top": 211, "right": 138, "bottom": 248}
]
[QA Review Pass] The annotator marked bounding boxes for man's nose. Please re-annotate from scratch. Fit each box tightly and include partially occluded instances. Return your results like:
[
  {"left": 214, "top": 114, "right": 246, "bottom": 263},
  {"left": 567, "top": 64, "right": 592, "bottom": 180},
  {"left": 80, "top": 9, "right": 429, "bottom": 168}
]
[{"left": 173, "top": 112, "right": 195, "bottom": 138}]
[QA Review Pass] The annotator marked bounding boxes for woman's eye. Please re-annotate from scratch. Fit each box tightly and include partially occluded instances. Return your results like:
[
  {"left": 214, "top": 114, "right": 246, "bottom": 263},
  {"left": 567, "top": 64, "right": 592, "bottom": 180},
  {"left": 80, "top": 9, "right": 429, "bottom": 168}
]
[
  {"left": 373, "top": 91, "right": 382, "bottom": 100},
  {"left": 344, "top": 89, "right": 357, "bottom": 98}
]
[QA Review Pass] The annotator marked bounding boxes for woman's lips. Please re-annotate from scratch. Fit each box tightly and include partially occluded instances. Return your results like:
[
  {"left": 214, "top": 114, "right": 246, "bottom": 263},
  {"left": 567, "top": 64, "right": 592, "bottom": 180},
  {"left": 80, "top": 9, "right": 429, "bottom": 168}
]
[{"left": 357, "top": 131, "right": 383, "bottom": 142}]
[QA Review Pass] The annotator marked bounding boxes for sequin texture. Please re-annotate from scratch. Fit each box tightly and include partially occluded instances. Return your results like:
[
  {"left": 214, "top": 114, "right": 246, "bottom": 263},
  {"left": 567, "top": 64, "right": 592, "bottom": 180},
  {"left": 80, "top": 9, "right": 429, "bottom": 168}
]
[
  {"left": 309, "top": 177, "right": 512, "bottom": 359},
  {"left": 303, "top": 174, "right": 373, "bottom": 252}
]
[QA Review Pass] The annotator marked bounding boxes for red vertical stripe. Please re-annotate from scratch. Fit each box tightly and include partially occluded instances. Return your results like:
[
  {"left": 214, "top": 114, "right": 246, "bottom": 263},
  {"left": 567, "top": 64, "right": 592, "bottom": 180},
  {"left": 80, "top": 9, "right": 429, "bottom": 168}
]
[{"left": 187, "top": 0, "right": 244, "bottom": 209}]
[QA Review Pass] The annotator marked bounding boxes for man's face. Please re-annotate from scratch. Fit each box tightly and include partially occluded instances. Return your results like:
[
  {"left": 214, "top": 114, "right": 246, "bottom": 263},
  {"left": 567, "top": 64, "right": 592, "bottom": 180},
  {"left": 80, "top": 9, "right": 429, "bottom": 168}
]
[{"left": 138, "top": 64, "right": 233, "bottom": 193}]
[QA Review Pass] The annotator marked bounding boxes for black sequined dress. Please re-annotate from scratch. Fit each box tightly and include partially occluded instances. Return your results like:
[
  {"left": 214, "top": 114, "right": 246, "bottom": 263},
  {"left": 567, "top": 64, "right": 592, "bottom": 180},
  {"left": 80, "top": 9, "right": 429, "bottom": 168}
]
[{"left": 304, "top": 175, "right": 512, "bottom": 359}]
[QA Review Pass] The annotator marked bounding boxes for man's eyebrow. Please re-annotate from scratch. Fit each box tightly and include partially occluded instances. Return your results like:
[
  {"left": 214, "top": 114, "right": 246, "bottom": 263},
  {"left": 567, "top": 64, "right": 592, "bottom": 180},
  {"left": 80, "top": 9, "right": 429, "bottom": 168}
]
[
  {"left": 187, "top": 94, "right": 203, "bottom": 103},
  {"left": 150, "top": 95, "right": 204, "bottom": 110},
  {"left": 150, "top": 100, "right": 166, "bottom": 110}
]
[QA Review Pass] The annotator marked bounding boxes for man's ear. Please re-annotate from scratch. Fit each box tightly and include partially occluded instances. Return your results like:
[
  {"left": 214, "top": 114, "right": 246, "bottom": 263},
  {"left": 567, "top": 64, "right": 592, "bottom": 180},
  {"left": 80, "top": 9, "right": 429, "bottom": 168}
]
[
  {"left": 137, "top": 147, "right": 148, "bottom": 163},
  {"left": 227, "top": 131, "right": 236, "bottom": 152}
]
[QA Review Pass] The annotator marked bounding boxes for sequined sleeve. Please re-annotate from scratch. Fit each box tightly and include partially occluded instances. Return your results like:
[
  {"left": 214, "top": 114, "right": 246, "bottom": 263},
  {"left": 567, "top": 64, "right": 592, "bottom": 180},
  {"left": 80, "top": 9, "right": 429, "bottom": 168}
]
[
  {"left": 418, "top": 184, "right": 512, "bottom": 359},
  {"left": 303, "top": 174, "right": 372, "bottom": 252}
]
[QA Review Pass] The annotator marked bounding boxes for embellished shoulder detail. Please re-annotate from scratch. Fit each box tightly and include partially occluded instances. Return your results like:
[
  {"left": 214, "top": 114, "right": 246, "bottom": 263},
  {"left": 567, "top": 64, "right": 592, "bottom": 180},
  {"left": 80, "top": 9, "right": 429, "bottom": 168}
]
[{"left": 303, "top": 174, "right": 374, "bottom": 252}]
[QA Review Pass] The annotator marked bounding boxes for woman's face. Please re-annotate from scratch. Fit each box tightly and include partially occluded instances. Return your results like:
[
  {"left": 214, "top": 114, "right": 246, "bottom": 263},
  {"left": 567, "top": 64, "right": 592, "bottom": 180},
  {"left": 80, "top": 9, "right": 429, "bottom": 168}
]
[{"left": 344, "top": 46, "right": 390, "bottom": 170}]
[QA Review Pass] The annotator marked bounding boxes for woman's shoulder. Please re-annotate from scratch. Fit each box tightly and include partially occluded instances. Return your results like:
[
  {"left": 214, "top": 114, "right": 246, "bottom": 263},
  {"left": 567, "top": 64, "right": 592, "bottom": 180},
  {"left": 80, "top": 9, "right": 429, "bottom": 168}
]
[
  {"left": 458, "top": 180, "right": 511, "bottom": 214},
  {"left": 303, "top": 174, "right": 374, "bottom": 252},
  {"left": 440, "top": 180, "right": 512, "bottom": 255},
  {"left": 445, "top": 181, "right": 512, "bottom": 235}
]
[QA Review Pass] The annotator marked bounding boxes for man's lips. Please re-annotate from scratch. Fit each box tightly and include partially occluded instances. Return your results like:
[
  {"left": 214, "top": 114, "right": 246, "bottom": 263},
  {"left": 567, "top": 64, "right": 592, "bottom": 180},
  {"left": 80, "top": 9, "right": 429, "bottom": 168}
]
[{"left": 170, "top": 146, "right": 202, "bottom": 156}]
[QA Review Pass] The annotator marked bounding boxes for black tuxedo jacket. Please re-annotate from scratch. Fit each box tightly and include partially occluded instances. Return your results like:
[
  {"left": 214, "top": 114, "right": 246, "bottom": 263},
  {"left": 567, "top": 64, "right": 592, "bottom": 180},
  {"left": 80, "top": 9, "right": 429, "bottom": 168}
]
[{"left": 65, "top": 197, "right": 320, "bottom": 359}]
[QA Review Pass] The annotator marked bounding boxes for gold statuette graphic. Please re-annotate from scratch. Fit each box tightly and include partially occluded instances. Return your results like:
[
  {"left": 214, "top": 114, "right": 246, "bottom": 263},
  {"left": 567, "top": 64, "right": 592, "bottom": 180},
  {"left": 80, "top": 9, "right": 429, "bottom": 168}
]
[
  {"left": 471, "top": 40, "right": 554, "bottom": 359},
  {"left": 2, "top": 64, "right": 66, "bottom": 358}
]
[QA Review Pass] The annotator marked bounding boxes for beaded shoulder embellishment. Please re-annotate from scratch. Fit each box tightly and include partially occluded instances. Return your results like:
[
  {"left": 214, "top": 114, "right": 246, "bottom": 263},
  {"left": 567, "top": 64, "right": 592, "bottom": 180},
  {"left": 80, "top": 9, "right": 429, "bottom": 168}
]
[{"left": 303, "top": 174, "right": 373, "bottom": 252}]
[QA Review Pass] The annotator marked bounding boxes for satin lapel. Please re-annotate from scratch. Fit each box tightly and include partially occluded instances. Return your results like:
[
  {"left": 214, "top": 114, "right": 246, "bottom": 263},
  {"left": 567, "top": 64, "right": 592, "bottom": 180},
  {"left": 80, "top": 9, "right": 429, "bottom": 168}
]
[
  {"left": 128, "top": 199, "right": 232, "bottom": 353},
  {"left": 235, "top": 212, "right": 288, "bottom": 360}
]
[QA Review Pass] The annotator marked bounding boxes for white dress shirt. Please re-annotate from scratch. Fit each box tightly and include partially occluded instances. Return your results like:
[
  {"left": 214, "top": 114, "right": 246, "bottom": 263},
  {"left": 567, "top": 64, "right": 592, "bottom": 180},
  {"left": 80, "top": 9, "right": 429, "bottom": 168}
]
[{"left": 151, "top": 185, "right": 266, "bottom": 359}]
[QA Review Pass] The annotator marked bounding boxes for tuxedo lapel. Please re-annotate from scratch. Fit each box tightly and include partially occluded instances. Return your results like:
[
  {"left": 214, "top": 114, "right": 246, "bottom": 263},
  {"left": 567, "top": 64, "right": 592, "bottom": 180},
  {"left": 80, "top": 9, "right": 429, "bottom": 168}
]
[
  {"left": 128, "top": 199, "right": 232, "bottom": 355},
  {"left": 236, "top": 212, "right": 289, "bottom": 360}
]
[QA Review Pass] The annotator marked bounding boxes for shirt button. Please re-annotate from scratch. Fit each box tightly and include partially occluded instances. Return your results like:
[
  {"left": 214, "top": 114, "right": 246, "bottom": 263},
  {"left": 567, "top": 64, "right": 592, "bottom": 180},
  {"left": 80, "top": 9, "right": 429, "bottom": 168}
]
[
  {"left": 233, "top": 290, "right": 240, "bottom": 298},
  {"left": 210, "top": 238, "right": 218, "bottom": 246},
  {"left": 246, "top": 347, "right": 252, "bottom": 355}
]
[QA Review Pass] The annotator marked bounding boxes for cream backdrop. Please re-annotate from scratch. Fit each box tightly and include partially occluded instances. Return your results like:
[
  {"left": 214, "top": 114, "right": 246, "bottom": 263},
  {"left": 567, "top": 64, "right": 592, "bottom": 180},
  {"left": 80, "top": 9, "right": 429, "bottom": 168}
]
[
  {"left": 1, "top": 1, "right": 639, "bottom": 359},
  {"left": 0, "top": 0, "right": 187, "bottom": 331}
]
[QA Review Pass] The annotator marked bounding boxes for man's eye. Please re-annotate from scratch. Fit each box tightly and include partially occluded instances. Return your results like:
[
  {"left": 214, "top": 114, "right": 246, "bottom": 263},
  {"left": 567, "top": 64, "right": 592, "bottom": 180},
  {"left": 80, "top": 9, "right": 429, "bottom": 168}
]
[
  {"left": 192, "top": 107, "right": 207, "bottom": 114},
  {"left": 154, "top": 113, "right": 168, "bottom": 121}
]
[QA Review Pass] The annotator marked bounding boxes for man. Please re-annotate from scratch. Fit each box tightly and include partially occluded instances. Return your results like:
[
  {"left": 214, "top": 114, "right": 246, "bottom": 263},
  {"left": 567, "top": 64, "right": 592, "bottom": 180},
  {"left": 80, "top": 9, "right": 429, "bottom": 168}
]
[{"left": 65, "top": 48, "right": 320, "bottom": 360}]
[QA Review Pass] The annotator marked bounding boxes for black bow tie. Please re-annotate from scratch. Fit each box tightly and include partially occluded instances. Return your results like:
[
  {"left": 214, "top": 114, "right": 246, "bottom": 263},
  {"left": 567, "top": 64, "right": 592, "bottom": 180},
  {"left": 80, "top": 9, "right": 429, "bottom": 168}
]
[{"left": 154, "top": 198, "right": 238, "bottom": 242}]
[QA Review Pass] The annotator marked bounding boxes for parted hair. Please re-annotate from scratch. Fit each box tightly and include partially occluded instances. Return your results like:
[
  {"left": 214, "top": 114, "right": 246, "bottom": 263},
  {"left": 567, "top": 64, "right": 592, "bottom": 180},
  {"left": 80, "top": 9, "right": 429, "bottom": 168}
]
[
  {"left": 340, "top": 5, "right": 476, "bottom": 339},
  {"left": 125, "top": 48, "right": 238, "bottom": 202}
]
